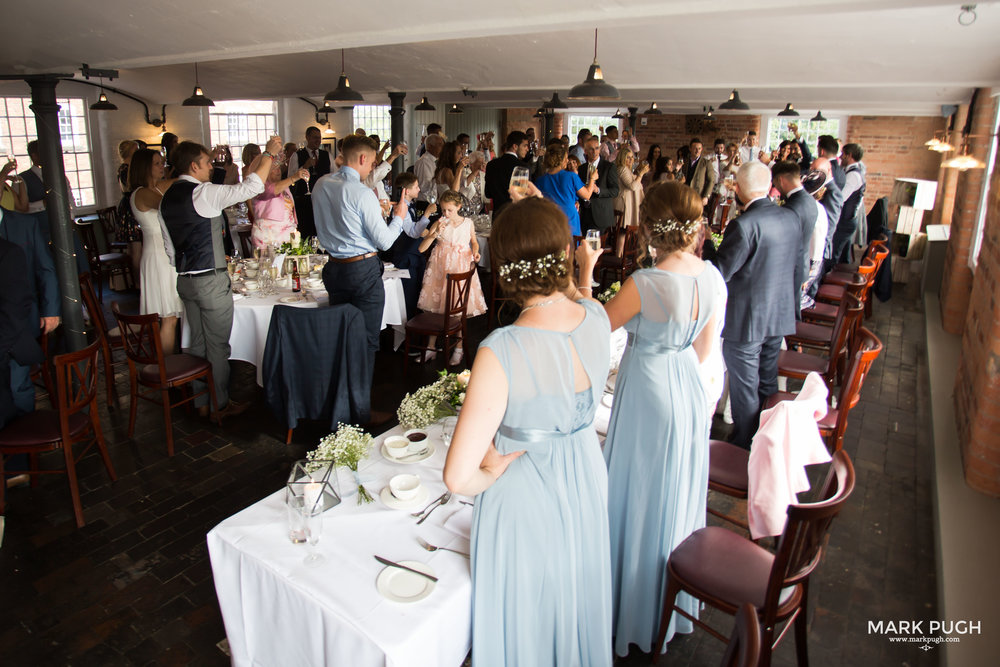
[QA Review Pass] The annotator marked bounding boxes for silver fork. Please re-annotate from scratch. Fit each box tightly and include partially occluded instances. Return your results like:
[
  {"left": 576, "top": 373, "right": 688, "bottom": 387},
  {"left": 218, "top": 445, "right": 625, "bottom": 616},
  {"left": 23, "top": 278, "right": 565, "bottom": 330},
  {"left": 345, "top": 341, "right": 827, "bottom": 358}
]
[
  {"left": 417, "top": 537, "right": 469, "bottom": 558},
  {"left": 416, "top": 492, "right": 452, "bottom": 524},
  {"left": 411, "top": 491, "right": 449, "bottom": 518}
]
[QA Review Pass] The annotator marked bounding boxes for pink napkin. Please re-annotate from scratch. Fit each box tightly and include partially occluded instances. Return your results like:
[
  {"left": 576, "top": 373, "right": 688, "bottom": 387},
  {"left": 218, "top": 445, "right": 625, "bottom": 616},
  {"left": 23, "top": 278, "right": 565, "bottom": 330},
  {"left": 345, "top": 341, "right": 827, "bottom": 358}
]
[{"left": 747, "top": 372, "right": 833, "bottom": 539}]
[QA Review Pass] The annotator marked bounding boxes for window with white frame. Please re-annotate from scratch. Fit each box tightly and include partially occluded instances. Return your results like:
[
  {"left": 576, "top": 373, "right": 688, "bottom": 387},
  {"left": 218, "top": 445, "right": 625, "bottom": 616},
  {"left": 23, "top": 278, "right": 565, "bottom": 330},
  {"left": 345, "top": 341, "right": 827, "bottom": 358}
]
[
  {"left": 568, "top": 115, "right": 620, "bottom": 142},
  {"left": 764, "top": 116, "right": 842, "bottom": 155},
  {"left": 0, "top": 96, "right": 96, "bottom": 207},
  {"left": 352, "top": 105, "right": 392, "bottom": 141},
  {"left": 208, "top": 100, "right": 277, "bottom": 169}
]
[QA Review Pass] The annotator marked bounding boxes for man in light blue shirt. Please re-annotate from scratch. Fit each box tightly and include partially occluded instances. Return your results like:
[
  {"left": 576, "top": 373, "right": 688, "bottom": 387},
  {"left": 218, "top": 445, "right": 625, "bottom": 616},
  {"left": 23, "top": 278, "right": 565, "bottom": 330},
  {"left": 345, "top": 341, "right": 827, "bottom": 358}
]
[{"left": 313, "top": 135, "right": 407, "bottom": 362}]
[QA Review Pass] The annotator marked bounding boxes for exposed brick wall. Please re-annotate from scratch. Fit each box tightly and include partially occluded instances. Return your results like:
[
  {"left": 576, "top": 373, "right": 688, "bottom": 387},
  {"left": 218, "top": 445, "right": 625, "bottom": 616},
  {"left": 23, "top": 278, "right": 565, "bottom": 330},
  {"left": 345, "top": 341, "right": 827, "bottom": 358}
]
[
  {"left": 940, "top": 90, "right": 997, "bottom": 335},
  {"left": 844, "top": 115, "right": 946, "bottom": 204},
  {"left": 500, "top": 109, "right": 543, "bottom": 146},
  {"left": 954, "top": 161, "right": 1000, "bottom": 496},
  {"left": 634, "top": 114, "right": 761, "bottom": 161}
]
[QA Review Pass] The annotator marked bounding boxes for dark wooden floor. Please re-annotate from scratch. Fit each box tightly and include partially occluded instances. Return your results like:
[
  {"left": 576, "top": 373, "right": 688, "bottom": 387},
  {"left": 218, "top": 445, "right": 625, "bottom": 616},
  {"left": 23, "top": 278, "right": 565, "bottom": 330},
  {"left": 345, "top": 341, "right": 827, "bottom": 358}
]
[{"left": 0, "top": 283, "right": 936, "bottom": 666}]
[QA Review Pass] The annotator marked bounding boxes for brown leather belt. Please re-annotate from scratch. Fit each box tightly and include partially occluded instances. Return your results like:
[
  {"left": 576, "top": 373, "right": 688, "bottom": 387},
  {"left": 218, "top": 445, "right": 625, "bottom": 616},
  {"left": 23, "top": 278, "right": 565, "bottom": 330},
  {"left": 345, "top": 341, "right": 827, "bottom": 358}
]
[{"left": 327, "top": 252, "right": 377, "bottom": 264}]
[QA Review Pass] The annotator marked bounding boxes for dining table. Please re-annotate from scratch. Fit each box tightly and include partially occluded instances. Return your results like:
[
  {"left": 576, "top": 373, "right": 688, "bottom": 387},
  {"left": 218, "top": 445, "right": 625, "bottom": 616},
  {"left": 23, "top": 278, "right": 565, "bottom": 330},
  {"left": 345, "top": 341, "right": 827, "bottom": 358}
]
[
  {"left": 207, "top": 421, "right": 475, "bottom": 667},
  {"left": 180, "top": 267, "right": 409, "bottom": 386}
]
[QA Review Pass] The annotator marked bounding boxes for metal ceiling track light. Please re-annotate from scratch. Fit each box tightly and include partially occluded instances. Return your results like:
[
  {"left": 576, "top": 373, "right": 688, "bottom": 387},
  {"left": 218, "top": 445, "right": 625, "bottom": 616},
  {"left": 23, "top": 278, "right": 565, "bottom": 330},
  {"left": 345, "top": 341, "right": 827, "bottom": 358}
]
[
  {"left": 182, "top": 63, "right": 214, "bottom": 107},
  {"left": 568, "top": 29, "right": 620, "bottom": 100},
  {"left": 414, "top": 95, "right": 436, "bottom": 111},
  {"left": 718, "top": 89, "right": 750, "bottom": 111},
  {"left": 324, "top": 49, "right": 365, "bottom": 104},
  {"left": 777, "top": 103, "right": 799, "bottom": 117}
]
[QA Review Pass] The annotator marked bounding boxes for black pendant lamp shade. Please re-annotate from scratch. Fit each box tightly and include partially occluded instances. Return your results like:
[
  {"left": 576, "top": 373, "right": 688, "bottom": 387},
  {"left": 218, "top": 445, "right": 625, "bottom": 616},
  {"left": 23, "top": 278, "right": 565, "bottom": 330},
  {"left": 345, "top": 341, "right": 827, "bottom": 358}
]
[
  {"left": 718, "top": 89, "right": 750, "bottom": 111},
  {"left": 182, "top": 63, "right": 214, "bottom": 107},
  {"left": 644, "top": 102, "right": 662, "bottom": 115},
  {"left": 811, "top": 110, "right": 827, "bottom": 122},
  {"left": 414, "top": 95, "right": 436, "bottom": 111},
  {"left": 568, "top": 29, "right": 620, "bottom": 100},
  {"left": 324, "top": 49, "right": 365, "bottom": 104},
  {"left": 612, "top": 109, "right": 626, "bottom": 119},
  {"left": 543, "top": 92, "right": 568, "bottom": 110},
  {"left": 90, "top": 79, "right": 117, "bottom": 111},
  {"left": 777, "top": 103, "right": 799, "bottom": 117},
  {"left": 448, "top": 103, "right": 464, "bottom": 114}
]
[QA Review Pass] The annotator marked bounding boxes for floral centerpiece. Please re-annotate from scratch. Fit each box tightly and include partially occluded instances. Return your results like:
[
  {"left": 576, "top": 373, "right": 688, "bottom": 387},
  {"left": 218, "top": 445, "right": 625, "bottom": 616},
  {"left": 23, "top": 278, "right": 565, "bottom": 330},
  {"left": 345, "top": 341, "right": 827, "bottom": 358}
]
[
  {"left": 597, "top": 281, "right": 621, "bottom": 304},
  {"left": 307, "top": 423, "right": 374, "bottom": 504},
  {"left": 397, "top": 369, "right": 470, "bottom": 430},
  {"left": 710, "top": 231, "right": 725, "bottom": 250}
]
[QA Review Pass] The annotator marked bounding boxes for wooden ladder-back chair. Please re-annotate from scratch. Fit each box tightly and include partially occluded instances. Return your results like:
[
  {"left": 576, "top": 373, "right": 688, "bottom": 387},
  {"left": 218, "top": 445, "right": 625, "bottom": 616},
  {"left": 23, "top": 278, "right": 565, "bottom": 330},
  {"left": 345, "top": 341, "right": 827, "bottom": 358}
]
[
  {"left": 78, "top": 272, "right": 124, "bottom": 406},
  {"left": 778, "top": 296, "right": 863, "bottom": 388},
  {"left": 404, "top": 265, "right": 476, "bottom": 372},
  {"left": 76, "top": 219, "right": 134, "bottom": 302}
]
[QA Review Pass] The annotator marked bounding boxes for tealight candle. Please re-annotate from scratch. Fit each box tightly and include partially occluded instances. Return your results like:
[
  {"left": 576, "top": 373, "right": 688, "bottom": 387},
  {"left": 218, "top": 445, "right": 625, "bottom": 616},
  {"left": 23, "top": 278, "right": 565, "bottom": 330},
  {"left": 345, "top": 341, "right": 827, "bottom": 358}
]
[
  {"left": 304, "top": 481, "right": 323, "bottom": 511},
  {"left": 291, "top": 230, "right": 301, "bottom": 248}
]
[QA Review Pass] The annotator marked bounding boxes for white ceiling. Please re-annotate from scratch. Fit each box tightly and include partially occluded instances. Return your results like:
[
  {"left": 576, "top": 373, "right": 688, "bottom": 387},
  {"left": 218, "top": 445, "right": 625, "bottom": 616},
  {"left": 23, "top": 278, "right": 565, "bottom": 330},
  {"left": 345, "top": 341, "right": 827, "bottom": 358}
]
[{"left": 3, "top": 0, "right": 999, "bottom": 115}]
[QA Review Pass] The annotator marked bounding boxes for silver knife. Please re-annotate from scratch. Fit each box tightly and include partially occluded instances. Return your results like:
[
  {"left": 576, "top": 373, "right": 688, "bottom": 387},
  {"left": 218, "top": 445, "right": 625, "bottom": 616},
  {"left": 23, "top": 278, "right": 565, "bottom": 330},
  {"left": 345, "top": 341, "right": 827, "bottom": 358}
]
[{"left": 374, "top": 555, "right": 439, "bottom": 582}]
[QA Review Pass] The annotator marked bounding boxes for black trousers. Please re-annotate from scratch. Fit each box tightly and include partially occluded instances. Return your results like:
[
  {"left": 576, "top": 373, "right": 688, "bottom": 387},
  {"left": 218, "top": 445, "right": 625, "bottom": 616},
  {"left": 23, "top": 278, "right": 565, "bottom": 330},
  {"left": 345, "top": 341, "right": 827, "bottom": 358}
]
[
  {"left": 294, "top": 194, "right": 317, "bottom": 239},
  {"left": 322, "top": 256, "right": 385, "bottom": 360},
  {"left": 722, "top": 335, "right": 783, "bottom": 449}
]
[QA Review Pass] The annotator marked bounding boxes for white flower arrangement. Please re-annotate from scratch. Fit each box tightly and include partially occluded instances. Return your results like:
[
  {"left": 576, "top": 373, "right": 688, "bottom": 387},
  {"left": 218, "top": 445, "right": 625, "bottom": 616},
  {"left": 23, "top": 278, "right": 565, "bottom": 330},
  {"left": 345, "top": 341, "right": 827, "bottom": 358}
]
[
  {"left": 597, "top": 281, "right": 621, "bottom": 304},
  {"left": 397, "top": 371, "right": 469, "bottom": 430},
  {"left": 307, "top": 423, "right": 374, "bottom": 504}
]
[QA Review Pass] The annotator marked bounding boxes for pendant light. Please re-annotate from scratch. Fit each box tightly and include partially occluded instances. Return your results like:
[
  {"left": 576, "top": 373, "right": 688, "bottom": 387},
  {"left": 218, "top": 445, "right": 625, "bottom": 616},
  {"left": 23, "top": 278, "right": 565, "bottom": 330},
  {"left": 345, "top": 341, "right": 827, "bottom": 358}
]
[
  {"left": 718, "top": 89, "right": 750, "bottom": 111},
  {"left": 89, "top": 78, "right": 117, "bottom": 111},
  {"left": 644, "top": 102, "right": 662, "bottom": 115},
  {"left": 611, "top": 109, "right": 626, "bottom": 119},
  {"left": 533, "top": 107, "right": 545, "bottom": 118},
  {"left": 182, "top": 63, "right": 214, "bottom": 107},
  {"left": 703, "top": 106, "right": 714, "bottom": 119},
  {"left": 943, "top": 143, "right": 985, "bottom": 170},
  {"left": 448, "top": 103, "right": 464, "bottom": 114},
  {"left": 414, "top": 95, "right": 436, "bottom": 111},
  {"left": 811, "top": 110, "right": 827, "bottom": 122},
  {"left": 324, "top": 49, "right": 365, "bottom": 104},
  {"left": 777, "top": 103, "right": 799, "bottom": 117},
  {"left": 567, "top": 29, "right": 620, "bottom": 100},
  {"left": 543, "top": 92, "right": 568, "bottom": 110}
]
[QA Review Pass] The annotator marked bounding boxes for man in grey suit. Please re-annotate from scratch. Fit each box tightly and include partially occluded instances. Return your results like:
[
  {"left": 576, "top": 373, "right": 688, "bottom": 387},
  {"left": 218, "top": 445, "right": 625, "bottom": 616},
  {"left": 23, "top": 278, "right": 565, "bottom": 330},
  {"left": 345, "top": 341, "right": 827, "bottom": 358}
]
[
  {"left": 682, "top": 137, "right": 718, "bottom": 212},
  {"left": 715, "top": 162, "right": 800, "bottom": 449},
  {"left": 578, "top": 136, "right": 620, "bottom": 232},
  {"left": 771, "top": 161, "right": 816, "bottom": 317}
]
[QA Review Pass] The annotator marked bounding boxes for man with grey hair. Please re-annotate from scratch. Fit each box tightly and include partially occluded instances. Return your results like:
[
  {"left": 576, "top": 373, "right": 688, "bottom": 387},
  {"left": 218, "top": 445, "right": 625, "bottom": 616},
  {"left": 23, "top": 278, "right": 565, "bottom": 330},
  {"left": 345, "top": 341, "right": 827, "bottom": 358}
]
[
  {"left": 715, "top": 161, "right": 801, "bottom": 449},
  {"left": 415, "top": 133, "right": 444, "bottom": 203}
]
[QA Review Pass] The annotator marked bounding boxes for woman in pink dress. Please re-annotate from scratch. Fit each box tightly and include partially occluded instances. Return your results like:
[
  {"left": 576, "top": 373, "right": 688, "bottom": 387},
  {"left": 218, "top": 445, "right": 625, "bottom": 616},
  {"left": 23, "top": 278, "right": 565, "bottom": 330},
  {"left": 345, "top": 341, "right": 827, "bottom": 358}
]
[
  {"left": 417, "top": 190, "right": 488, "bottom": 365},
  {"left": 251, "top": 158, "right": 309, "bottom": 249}
]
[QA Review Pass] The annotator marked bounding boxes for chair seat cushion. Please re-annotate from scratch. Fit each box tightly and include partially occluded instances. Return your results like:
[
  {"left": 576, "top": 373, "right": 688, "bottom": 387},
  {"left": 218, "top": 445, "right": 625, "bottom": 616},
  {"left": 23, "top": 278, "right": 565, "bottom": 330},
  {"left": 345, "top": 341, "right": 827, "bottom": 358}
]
[
  {"left": 139, "top": 353, "right": 211, "bottom": 384},
  {"left": 709, "top": 440, "right": 749, "bottom": 492},
  {"left": 670, "top": 526, "right": 800, "bottom": 611},
  {"left": 778, "top": 349, "right": 830, "bottom": 377},
  {"left": 802, "top": 301, "right": 837, "bottom": 322},
  {"left": 764, "top": 392, "right": 837, "bottom": 431},
  {"left": 789, "top": 322, "right": 834, "bottom": 345},
  {"left": 0, "top": 410, "right": 89, "bottom": 448},
  {"left": 405, "top": 312, "right": 462, "bottom": 334},
  {"left": 816, "top": 283, "right": 846, "bottom": 302},
  {"left": 822, "top": 270, "right": 856, "bottom": 286}
]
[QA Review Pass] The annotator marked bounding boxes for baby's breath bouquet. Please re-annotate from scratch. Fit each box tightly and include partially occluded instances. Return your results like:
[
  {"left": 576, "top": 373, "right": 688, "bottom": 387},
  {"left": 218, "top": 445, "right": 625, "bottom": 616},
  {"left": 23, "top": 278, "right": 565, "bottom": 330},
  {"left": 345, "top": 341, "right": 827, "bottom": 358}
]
[
  {"left": 597, "top": 281, "right": 621, "bottom": 303},
  {"left": 397, "top": 370, "right": 469, "bottom": 430},
  {"left": 307, "top": 423, "right": 374, "bottom": 504}
]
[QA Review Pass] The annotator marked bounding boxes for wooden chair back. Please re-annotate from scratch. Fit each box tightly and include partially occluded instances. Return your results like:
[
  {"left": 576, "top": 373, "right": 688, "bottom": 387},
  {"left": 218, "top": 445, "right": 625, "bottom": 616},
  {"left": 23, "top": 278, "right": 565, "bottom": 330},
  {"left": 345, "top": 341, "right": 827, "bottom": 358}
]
[
  {"left": 112, "top": 303, "right": 166, "bottom": 382},
  {"left": 443, "top": 265, "right": 476, "bottom": 329},
  {"left": 831, "top": 327, "right": 883, "bottom": 451}
]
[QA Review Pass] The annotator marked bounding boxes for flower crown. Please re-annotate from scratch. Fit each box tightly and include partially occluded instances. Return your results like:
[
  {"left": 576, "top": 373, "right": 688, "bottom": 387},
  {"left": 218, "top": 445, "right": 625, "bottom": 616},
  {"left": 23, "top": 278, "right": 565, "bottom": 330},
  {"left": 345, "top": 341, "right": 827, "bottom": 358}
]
[
  {"left": 497, "top": 251, "right": 568, "bottom": 283},
  {"left": 649, "top": 218, "right": 702, "bottom": 236}
]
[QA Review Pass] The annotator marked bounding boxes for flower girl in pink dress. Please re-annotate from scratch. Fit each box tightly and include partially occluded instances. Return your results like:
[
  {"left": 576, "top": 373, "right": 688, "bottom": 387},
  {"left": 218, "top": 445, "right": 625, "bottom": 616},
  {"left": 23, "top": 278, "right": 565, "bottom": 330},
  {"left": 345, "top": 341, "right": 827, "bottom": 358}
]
[{"left": 417, "top": 190, "right": 488, "bottom": 364}]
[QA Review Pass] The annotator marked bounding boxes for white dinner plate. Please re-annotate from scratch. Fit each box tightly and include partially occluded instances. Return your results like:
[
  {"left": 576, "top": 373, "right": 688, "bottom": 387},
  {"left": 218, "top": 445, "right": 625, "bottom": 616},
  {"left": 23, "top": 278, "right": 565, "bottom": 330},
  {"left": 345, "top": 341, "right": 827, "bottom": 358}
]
[
  {"left": 279, "top": 295, "right": 306, "bottom": 304},
  {"left": 381, "top": 441, "right": 436, "bottom": 464},
  {"left": 379, "top": 484, "right": 429, "bottom": 510},
  {"left": 601, "top": 393, "right": 614, "bottom": 408},
  {"left": 376, "top": 560, "right": 436, "bottom": 603}
]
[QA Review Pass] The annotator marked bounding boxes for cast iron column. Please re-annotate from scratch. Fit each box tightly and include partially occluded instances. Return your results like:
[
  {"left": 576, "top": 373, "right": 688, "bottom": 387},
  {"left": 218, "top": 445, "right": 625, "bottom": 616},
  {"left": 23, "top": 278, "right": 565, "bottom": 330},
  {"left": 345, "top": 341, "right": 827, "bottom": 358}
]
[
  {"left": 28, "top": 76, "right": 87, "bottom": 351},
  {"left": 388, "top": 92, "right": 406, "bottom": 188},
  {"left": 627, "top": 107, "right": 638, "bottom": 136}
]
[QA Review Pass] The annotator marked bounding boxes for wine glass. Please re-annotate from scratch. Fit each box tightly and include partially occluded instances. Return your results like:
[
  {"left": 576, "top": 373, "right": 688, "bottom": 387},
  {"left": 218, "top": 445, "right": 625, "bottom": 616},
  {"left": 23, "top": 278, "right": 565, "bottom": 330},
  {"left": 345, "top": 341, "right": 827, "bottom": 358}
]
[
  {"left": 440, "top": 416, "right": 458, "bottom": 447},
  {"left": 310, "top": 236, "right": 320, "bottom": 253},
  {"left": 585, "top": 229, "right": 602, "bottom": 252},
  {"left": 302, "top": 504, "right": 324, "bottom": 566},
  {"left": 509, "top": 166, "right": 530, "bottom": 198}
]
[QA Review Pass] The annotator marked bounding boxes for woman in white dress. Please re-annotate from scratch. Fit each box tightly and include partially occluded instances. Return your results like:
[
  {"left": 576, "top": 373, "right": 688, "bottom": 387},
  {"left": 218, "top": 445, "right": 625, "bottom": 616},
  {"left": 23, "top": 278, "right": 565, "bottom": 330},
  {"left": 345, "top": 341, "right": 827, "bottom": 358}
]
[{"left": 129, "top": 148, "right": 183, "bottom": 353}]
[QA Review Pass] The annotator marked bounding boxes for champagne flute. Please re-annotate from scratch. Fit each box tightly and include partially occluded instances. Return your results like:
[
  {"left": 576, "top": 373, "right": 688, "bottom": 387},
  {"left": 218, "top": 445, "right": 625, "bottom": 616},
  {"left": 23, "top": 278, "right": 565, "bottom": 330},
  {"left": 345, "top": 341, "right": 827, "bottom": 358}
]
[
  {"left": 302, "top": 504, "right": 324, "bottom": 566},
  {"left": 440, "top": 416, "right": 458, "bottom": 447},
  {"left": 298, "top": 142, "right": 312, "bottom": 195},
  {"left": 585, "top": 229, "right": 602, "bottom": 252},
  {"left": 509, "top": 166, "right": 530, "bottom": 199}
]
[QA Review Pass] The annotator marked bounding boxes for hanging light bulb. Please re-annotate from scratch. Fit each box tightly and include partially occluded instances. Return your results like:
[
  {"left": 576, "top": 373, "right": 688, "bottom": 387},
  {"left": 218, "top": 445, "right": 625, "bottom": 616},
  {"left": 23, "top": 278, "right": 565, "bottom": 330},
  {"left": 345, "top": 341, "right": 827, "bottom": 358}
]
[{"left": 182, "top": 63, "right": 214, "bottom": 107}]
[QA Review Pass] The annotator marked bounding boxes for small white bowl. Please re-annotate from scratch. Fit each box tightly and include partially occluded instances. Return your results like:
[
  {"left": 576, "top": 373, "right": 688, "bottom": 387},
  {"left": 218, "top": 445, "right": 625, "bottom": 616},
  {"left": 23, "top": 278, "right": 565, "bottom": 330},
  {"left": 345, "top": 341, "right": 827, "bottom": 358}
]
[
  {"left": 244, "top": 280, "right": 259, "bottom": 291},
  {"left": 389, "top": 474, "right": 421, "bottom": 501},
  {"left": 246, "top": 260, "right": 259, "bottom": 270},
  {"left": 244, "top": 268, "right": 259, "bottom": 279},
  {"left": 403, "top": 429, "right": 429, "bottom": 453},
  {"left": 384, "top": 435, "right": 411, "bottom": 459}
]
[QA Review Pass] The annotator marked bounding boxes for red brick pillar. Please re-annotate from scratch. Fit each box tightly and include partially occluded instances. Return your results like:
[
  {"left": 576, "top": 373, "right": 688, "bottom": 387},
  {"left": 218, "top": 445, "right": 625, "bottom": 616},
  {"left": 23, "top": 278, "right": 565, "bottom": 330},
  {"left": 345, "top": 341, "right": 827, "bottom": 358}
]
[
  {"left": 940, "top": 89, "right": 997, "bottom": 334},
  {"left": 954, "top": 162, "right": 1000, "bottom": 496},
  {"left": 930, "top": 106, "right": 969, "bottom": 227}
]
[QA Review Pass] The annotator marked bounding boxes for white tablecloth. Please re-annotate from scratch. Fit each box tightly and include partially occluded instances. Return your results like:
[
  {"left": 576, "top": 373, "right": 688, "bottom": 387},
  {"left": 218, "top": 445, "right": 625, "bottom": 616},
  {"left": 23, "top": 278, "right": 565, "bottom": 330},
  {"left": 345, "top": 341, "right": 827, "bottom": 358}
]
[
  {"left": 181, "top": 273, "right": 407, "bottom": 386},
  {"left": 207, "top": 422, "right": 474, "bottom": 667}
]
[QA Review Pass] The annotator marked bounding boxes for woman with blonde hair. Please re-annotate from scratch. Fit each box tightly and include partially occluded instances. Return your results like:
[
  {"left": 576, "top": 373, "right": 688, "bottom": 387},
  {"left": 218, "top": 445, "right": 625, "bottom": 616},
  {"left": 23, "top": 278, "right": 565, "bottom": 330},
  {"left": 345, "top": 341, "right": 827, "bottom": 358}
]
[
  {"left": 444, "top": 196, "right": 611, "bottom": 666},
  {"left": 613, "top": 148, "right": 648, "bottom": 228},
  {"left": 579, "top": 180, "right": 727, "bottom": 657}
]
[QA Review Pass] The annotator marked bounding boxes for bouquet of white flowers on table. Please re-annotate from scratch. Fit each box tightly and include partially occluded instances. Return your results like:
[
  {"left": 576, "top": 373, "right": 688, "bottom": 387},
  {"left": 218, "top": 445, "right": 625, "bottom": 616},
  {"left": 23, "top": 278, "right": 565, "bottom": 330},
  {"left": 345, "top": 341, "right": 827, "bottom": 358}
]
[
  {"left": 307, "top": 423, "right": 374, "bottom": 504},
  {"left": 397, "top": 369, "right": 471, "bottom": 430},
  {"left": 597, "top": 281, "right": 621, "bottom": 304}
]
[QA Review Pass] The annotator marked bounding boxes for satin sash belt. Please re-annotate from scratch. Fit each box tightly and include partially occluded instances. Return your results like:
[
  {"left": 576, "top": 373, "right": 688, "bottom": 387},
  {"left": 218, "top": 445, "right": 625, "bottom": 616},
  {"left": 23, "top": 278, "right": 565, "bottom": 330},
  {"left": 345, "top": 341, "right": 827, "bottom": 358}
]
[
  {"left": 627, "top": 333, "right": 685, "bottom": 356},
  {"left": 498, "top": 420, "right": 592, "bottom": 443}
]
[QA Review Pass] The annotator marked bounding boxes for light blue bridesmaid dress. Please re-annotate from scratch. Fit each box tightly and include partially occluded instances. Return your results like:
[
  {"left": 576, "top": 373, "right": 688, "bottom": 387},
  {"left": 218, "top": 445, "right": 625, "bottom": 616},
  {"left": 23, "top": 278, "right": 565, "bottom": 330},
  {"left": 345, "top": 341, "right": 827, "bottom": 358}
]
[
  {"left": 603, "top": 265, "right": 726, "bottom": 657},
  {"left": 470, "top": 299, "right": 612, "bottom": 667}
]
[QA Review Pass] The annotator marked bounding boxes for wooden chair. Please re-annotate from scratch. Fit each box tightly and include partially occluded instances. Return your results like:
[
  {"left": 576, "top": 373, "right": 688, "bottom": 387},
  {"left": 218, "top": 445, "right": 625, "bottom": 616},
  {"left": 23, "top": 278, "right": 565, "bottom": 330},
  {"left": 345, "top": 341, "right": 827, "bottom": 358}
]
[
  {"left": 404, "top": 265, "right": 475, "bottom": 372},
  {"left": 766, "top": 327, "right": 883, "bottom": 453},
  {"left": 707, "top": 439, "right": 750, "bottom": 531},
  {"left": 654, "top": 450, "right": 856, "bottom": 667},
  {"left": 778, "top": 296, "right": 862, "bottom": 388},
  {"left": 112, "top": 303, "right": 221, "bottom": 456},
  {"left": 489, "top": 250, "right": 516, "bottom": 327},
  {"left": 800, "top": 271, "right": 865, "bottom": 325},
  {"left": 96, "top": 205, "right": 128, "bottom": 253},
  {"left": 78, "top": 272, "right": 124, "bottom": 406},
  {"left": 814, "top": 257, "right": 877, "bottom": 309},
  {"left": 76, "top": 219, "right": 134, "bottom": 302},
  {"left": 722, "top": 603, "right": 763, "bottom": 667},
  {"left": 0, "top": 341, "right": 117, "bottom": 528},
  {"left": 28, "top": 329, "right": 55, "bottom": 410},
  {"left": 596, "top": 225, "right": 640, "bottom": 288}
]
